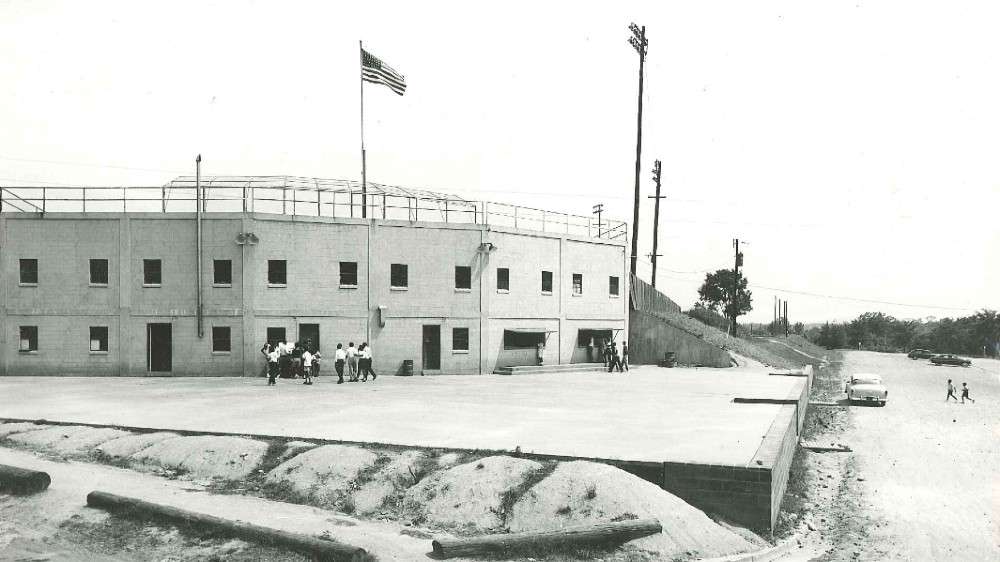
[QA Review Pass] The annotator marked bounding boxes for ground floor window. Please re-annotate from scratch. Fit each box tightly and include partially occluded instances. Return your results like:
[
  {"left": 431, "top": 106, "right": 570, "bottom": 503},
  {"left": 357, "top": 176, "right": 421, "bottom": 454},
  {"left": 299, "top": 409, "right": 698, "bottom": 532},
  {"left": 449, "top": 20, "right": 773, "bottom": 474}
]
[
  {"left": 90, "top": 326, "right": 109, "bottom": 352},
  {"left": 266, "top": 327, "right": 286, "bottom": 346},
  {"left": 212, "top": 326, "right": 231, "bottom": 352},
  {"left": 19, "top": 326, "right": 38, "bottom": 352},
  {"left": 577, "top": 329, "right": 613, "bottom": 347},
  {"left": 503, "top": 330, "right": 545, "bottom": 350},
  {"left": 452, "top": 327, "right": 470, "bottom": 352}
]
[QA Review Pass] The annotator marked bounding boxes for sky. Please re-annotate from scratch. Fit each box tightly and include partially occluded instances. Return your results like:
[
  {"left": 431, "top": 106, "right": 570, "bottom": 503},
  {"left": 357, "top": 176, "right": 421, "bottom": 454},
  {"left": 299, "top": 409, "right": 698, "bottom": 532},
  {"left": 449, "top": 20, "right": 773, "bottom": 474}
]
[{"left": 1, "top": 1, "right": 997, "bottom": 324}]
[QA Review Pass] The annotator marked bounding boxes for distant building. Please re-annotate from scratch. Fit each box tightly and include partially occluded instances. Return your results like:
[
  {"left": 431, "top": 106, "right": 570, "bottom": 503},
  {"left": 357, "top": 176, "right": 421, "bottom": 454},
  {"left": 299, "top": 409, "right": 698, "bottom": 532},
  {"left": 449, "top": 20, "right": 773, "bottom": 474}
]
[{"left": 0, "top": 176, "right": 628, "bottom": 376}]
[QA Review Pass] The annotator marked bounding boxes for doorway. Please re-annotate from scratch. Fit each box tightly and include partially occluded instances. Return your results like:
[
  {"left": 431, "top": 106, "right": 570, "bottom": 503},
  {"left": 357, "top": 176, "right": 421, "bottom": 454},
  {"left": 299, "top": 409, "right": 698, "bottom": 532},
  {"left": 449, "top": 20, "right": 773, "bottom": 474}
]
[
  {"left": 422, "top": 325, "right": 441, "bottom": 371},
  {"left": 147, "top": 323, "right": 172, "bottom": 372},
  {"left": 299, "top": 323, "right": 320, "bottom": 351}
]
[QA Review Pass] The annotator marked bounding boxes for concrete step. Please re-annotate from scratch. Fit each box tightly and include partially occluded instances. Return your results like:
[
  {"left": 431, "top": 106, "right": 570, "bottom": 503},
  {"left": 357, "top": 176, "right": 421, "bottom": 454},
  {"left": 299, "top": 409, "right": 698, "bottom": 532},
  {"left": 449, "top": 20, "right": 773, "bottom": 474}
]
[{"left": 494, "top": 363, "right": 607, "bottom": 375}]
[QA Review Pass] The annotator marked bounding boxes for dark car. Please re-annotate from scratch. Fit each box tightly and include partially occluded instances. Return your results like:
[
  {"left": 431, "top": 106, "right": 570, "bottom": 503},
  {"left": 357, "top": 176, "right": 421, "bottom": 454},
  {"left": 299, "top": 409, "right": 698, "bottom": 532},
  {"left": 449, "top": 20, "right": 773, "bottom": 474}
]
[
  {"left": 907, "top": 349, "right": 935, "bottom": 359},
  {"left": 929, "top": 354, "right": 971, "bottom": 367}
]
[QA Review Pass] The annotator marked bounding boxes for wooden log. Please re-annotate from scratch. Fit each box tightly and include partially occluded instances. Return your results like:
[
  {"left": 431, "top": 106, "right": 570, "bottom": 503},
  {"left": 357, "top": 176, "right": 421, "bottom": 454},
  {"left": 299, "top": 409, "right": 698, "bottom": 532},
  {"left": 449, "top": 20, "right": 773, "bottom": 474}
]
[
  {"left": 431, "top": 518, "right": 661, "bottom": 559},
  {"left": 0, "top": 464, "right": 51, "bottom": 494},
  {"left": 86, "top": 491, "right": 370, "bottom": 562}
]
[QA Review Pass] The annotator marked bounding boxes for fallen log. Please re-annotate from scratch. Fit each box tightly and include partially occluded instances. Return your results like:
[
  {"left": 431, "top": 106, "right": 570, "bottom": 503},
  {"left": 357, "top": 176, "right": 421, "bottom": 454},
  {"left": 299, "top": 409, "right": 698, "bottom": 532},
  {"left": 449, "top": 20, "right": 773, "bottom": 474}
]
[
  {"left": 86, "top": 491, "right": 370, "bottom": 562},
  {"left": 431, "top": 518, "right": 661, "bottom": 559},
  {"left": 0, "top": 464, "right": 51, "bottom": 494}
]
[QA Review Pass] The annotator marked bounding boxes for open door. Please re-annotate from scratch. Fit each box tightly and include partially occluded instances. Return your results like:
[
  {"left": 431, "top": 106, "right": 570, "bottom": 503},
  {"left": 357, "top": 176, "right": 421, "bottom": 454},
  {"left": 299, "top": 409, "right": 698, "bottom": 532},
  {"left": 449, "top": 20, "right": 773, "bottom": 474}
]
[
  {"left": 422, "top": 325, "right": 441, "bottom": 371},
  {"left": 147, "top": 323, "right": 172, "bottom": 372},
  {"left": 299, "top": 323, "right": 320, "bottom": 351}
]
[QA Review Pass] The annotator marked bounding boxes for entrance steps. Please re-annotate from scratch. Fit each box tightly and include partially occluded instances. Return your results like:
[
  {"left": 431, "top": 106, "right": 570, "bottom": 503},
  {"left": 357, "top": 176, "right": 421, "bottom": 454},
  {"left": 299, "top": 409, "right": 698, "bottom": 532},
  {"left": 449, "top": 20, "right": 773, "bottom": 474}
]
[{"left": 494, "top": 363, "right": 607, "bottom": 375}]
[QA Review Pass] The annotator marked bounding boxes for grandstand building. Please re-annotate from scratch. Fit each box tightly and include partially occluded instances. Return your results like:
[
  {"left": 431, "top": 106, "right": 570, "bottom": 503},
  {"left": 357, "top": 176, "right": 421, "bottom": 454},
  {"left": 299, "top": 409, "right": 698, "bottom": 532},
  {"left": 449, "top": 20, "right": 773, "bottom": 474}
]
[{"left": 0, "top": 176, "right": 628, "bottom": 376}]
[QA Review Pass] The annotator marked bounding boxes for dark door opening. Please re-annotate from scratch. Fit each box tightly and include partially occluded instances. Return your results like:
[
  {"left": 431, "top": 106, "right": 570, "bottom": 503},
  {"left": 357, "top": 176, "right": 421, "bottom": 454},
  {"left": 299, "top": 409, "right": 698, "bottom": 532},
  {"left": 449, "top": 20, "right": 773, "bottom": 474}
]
[
  {"left": 147, "top": 323, "right": 172, "bottom": 372},
  {"left": 299, "top": 323, "right": 320, "bottom": 351},
  {"left": 422, "top": 325, "right": 441, "bottom": 371}
]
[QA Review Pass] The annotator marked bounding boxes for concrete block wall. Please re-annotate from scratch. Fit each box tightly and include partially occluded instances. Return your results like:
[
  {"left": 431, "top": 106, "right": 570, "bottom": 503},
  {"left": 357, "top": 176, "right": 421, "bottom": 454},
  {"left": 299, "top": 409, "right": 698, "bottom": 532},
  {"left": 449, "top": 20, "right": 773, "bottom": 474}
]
[
  {"left": 661, "top": 461, "right": 773, "bottom": 530},
  {"left": 628, "top": 309, "right": 733, "bottom": 367}
]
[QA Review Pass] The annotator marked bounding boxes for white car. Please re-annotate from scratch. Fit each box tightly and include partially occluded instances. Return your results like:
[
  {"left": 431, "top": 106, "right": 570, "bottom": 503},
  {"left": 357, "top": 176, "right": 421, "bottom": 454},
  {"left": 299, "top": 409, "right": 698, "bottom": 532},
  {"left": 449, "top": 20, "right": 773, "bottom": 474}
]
[{"left": 845, "top": 373, "right": 888, "bottom": 406}]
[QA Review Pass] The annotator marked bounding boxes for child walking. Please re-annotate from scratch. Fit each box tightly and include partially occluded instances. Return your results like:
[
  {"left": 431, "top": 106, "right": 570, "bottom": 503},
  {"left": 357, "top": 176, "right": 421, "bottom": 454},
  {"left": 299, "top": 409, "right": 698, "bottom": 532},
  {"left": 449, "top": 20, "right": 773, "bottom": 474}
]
[
  {"left": 946, "top": 379, "right": 959, "bottom": 402},
  {"left": 334, "top": 343, "right": 346, "bottom": 384},
  {"left": 301, "top": 348, "right": 314, "bottom": 385},
  {"left": 961, "top": 382, "right": 975, "bottom": 404}
]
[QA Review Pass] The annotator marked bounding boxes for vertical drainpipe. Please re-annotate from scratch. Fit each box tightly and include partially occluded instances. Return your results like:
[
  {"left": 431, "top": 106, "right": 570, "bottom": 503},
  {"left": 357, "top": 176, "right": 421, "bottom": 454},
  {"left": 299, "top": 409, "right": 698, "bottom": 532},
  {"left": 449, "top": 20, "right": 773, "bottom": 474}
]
[
  {"left": 196, "top": 155, "right": 203, "bottom": 339},
  {"left": 366, "top": 211, "right": 372, "bottom": 344}
]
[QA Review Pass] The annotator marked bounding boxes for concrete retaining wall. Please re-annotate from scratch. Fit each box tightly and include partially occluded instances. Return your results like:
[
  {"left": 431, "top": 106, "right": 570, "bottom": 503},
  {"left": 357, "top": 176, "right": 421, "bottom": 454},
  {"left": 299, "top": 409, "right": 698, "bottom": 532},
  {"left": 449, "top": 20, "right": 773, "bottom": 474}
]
[{"left": 628, "top": 309, "right": 732, "bottom": 367}]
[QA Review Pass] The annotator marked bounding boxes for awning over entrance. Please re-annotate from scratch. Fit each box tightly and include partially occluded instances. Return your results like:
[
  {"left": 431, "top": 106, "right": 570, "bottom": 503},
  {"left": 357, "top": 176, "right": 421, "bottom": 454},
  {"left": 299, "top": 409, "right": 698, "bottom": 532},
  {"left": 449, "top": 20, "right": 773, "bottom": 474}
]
[{"left": 507, "top": 328, "right": 558, "bottom": 334}]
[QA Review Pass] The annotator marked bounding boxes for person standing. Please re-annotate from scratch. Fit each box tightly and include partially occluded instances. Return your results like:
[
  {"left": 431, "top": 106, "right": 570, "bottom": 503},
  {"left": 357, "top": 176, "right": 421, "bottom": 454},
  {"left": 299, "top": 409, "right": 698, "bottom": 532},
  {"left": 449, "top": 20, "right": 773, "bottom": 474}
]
[
  {"left": 334, "top": 343, "right": 346, "bottom": 384},
  {"left": 586, "top": 337, "right": 595, "bottom": 363},
  {"left": 608, "top": 342, "right": 622, "bottom": 373},
  {"left": 360, "top": 343, "right": 377, "bottom": 382},
  {"left": 266, "top": 345, "right": 279, "bottom": 386},
  {"left": 961, "top": 382, "right": 975, "bottom": 404},
  {"left": 621, "top": 340, "right": 630, "bottom": 372},
  {"left": 301, "top": 348, "right": 314, "bottom": 385},
  {"left": 278, "top": 340, "right": 292, "bottom": 379},
  {"left": 946, "top": 379, "right": 959, "bottom": 402},
  {"left": 346, "top": 342, "right": 359, "bottom": 382},
  {"left": 260, "top": 342, "right": 272, "bottom": 378},
  {"left": 291, "top": 341, "right": 304, "bottom": 378},
  {"left": 602, "top": 340, "right": 612, "bottom": 369}
]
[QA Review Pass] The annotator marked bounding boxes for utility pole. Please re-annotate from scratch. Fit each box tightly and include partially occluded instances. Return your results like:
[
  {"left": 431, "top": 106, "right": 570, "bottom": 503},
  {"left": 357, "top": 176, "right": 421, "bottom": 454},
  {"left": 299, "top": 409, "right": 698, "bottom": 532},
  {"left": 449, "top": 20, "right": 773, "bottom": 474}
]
[
  {"left": 592, "top": 203, "right": 604, "bottom": 238},
  {"left": 647, "top": 159, "right": 664, "bottom": 287},
  {"left": 731, "top": 238, "right": 743, "bottom": 336},
  {"left": 195, "top": 154, "right": 204, "bottom": 339},
  {"left": 773, "top": 296, "right": 778, "bottom": 335},
  {"left": 628, "top": 22, "right": 648, "bottom": 277},
  {"left": 784, "top": 300, "right": 789, "bottom": 337}
]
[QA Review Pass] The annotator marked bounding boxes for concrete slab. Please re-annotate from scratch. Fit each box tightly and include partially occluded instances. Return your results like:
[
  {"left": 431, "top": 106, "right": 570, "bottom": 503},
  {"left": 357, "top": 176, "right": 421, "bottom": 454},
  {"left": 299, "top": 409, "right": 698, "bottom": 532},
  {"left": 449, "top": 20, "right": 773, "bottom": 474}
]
[{"left": 0, "top": 365, "right": 804, "bottom": 466}]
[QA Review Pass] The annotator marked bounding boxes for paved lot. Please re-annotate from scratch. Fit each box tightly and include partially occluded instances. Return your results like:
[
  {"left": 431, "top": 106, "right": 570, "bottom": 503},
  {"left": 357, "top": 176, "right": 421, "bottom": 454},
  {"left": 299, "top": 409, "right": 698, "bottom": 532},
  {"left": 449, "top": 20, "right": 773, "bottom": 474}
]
[
  {"left": 836, "top": 352, "right": 999, "bottom": 561},
  {"left": 0, "top": 365, "right": 804, "bottom": 465}
]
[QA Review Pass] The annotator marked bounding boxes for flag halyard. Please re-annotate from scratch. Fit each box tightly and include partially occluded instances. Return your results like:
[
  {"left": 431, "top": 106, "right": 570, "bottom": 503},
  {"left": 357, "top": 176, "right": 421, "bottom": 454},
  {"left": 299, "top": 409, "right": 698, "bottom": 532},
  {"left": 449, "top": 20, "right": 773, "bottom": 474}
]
[{"left": 361, "top": 48, "right": 406, "bottom": 96}]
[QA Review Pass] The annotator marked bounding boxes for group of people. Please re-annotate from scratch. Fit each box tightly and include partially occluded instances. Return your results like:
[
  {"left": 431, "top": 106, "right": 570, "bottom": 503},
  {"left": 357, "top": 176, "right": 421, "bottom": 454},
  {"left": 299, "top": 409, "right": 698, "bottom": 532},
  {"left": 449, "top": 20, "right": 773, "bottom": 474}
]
[
  {"left": 945, "top": 379, "right": 975, "bottom": 404},
  {"left": 260, "top": 340, "right": 377, "bottom": 386},
  {"left": 586, "top": 339, "right": 629, "bottom": 373}
]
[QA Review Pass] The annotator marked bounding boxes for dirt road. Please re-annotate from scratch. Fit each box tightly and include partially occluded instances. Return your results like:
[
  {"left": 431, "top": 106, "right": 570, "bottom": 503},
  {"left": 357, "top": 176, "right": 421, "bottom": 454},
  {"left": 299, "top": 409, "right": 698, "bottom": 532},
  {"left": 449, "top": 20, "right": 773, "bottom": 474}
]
[{"left": 829, "top": 351, "right": 999, "bottom": 560}]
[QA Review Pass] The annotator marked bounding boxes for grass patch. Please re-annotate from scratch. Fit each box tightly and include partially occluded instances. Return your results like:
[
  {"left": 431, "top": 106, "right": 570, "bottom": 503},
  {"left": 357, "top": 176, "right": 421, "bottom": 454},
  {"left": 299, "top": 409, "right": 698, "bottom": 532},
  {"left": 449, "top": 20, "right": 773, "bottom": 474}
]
[{"left": 490, "top": 462, "right": 558, "bottom": 526}]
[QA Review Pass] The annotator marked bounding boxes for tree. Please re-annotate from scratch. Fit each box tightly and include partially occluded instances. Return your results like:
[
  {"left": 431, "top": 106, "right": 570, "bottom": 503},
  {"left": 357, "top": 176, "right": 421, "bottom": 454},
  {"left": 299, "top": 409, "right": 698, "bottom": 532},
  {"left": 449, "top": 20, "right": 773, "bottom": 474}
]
[
  {"left": 697, "top": 268, "right": 752, "bottom": 331},
  {"left": 793, "top": 322, "right": 804, "bottom": 335}
]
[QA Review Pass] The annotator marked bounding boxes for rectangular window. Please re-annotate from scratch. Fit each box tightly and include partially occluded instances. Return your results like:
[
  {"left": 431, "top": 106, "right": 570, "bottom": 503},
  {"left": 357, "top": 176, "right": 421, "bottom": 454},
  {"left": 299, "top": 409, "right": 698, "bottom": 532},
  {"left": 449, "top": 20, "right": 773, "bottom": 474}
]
[
  {"left": 212, "top": 326, "right": 231, "bottom": 352},
  {"left": 390, "top": 263, "right": 408, "bottom": 289},
  {"left": 340, "top": 261, "right": 358, "bottom": 287},
  {"left": 541, "top": 270, "right": 553, "bottom": 294},
  {"left": 266, "top": 327, "right": 286, "bottom": 347},
  {"left": 497, "top": 268, "right": 510, "bottom": 292},
  {"left": 90, "top": 326, "right": 109, "bottom": 352},
  {"left": 143, "top": 259, "right": 162, "bottom": 285},
  {"left": 19, "top": 259, "right": 38, "bottom": 285},
  {"left": 213, "top": 260, "right": 232, "bottom": 285},
  {"left": 90, "top": 259, "right": 109, "bottom": 285},
  {"left": 609, "top": 276, "right": 620, "bottom": 297},
  {"left": 19, "top": 326, "right": 38, "bottom": 352},
  {"left": 455, "top": 266, "right": 472, "bottom": 290},
  {"left": 452, "top": 327, "right": 470, "bottom": 352},
  {"left": 572, "top": 273, "right": 583, "bottom": 295},
  {"left": 268, "top": 259, "right": 287, "bottom": 286},
  {"left": 503, "top": 330, "right": 545, "bottom": 350}
]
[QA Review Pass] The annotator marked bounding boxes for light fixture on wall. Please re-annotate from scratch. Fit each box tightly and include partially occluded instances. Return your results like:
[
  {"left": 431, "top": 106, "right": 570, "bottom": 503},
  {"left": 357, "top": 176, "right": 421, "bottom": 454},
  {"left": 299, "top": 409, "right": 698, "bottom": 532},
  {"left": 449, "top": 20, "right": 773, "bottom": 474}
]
[
  {"left": 235, "top": 232, "right": 259, "bottom": 245},
  {"left": 479, "top": 242, "right": 498, "bottom": 252}
]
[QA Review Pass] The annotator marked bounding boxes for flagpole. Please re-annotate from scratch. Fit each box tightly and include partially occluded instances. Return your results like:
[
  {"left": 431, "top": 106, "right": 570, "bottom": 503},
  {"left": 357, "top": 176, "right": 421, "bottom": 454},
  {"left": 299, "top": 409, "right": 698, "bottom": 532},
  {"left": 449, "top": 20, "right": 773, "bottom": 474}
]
[{"left": 359, "top": 40, "right": 367, "bottom": 219}]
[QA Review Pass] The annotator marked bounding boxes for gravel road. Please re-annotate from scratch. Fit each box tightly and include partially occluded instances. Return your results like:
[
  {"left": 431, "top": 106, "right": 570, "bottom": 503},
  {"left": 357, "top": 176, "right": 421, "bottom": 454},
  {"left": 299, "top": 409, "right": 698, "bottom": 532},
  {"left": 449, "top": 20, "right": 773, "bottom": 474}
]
[{"left": 831, "top": 351, "right": 999, "bottom": 560}]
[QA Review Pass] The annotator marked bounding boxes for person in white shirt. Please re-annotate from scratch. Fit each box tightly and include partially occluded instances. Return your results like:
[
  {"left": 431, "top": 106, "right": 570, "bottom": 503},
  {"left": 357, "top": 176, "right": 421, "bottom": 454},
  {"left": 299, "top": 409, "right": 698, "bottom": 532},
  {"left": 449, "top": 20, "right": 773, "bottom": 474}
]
[
  {"left": 266, "top": 347, "right": 279, "bottom": 386},
  {"left": 301, "top": 349, "right": 314, "bottom": 385},
  {"left": 334, "top": 343, "right": 346, "bottom": 384},
  {"left": 359, "top": 342, "right": 377, "bottom": 382},
  {"left": 346, "top": 342, "right": 359, "bottom": 382},
  {"left": 277, "top": 340, "right": 291, "bottom": 379}
]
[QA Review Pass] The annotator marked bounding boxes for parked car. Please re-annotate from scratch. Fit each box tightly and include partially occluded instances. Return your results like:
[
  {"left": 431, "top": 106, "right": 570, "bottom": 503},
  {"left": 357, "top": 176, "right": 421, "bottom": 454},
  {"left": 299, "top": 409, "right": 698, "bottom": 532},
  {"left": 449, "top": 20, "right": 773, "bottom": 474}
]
[
  {"left": 845, "top": 373, "right": 888, "bottom": 406},
  {"left": 907, "top": 349, "right": 935, "bottom": 359},
  {"left": 929, "top": 354, "right": 972, "bottom": 367}
]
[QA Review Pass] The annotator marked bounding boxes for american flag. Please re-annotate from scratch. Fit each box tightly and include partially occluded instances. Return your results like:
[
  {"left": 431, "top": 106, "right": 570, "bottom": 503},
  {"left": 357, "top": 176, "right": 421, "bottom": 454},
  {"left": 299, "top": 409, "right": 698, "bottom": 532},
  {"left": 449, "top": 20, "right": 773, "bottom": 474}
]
[{"left": 361, "top": 48, "right": 406, "bottom": 96}]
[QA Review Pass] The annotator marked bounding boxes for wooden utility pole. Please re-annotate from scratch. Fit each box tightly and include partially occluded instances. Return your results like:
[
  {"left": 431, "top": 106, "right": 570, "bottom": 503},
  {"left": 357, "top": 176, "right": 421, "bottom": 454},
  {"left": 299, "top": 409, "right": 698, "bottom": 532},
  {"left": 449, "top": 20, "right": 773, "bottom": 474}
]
[
  {"left": 628, "top": 23, "right": 647, "bottom": 276},
  {"left": 647, "top": 160, "right": 664, "bottom": 287},
  {"left": 784, "top": 300, "right": 789, "bottom": 337},
  {"left": 731, "top": 238, "right": 742, "bottom": 336}
]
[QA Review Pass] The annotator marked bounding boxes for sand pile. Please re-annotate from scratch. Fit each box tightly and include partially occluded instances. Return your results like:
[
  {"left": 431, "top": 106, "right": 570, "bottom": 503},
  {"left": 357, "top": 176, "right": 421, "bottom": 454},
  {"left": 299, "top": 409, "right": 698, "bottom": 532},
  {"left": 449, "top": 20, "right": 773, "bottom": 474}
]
[
  {"left": 17, "top": 426, "right": 133, "bottom": 454},
  {"left": 0, "top": 422, "right": 50, "bottom": 438},
  {"left": 508, "top": 461, "right": 751, "bottom": 559},
  {"left": 404, "top": 455, "right": 542, "bottom": 532},
  {"left": 131, "top": 435, "right": 267, "bottom": 480},
  {"left": 96, "top": 432, "right": 179, "bottom": 459},
  {"left": 7, "top": 425, "right": 95, "bottom": 448},
  {"left": 265, "top": 444, "right": 378, "bottom": 505},
  {"left": 352, "top": 450, "right": 426, "bottom": 514}
]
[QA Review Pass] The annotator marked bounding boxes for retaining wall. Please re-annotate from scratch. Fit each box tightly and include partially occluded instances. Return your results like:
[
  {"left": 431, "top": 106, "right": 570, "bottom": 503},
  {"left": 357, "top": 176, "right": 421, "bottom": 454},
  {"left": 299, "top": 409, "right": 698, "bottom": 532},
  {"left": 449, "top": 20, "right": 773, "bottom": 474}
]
[{"left": 628, "top": 309, "right": 732, "bottom": 367}]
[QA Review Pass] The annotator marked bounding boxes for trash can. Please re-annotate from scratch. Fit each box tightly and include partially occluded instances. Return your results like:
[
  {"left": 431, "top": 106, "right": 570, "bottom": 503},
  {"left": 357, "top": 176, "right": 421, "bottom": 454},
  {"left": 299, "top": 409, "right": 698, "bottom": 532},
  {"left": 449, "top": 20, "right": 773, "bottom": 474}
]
[
  {"left": 658, "top": 352, "right": 677, "bottom": 368},
  {"left": 399, "top": 359, "right": 414, "bottom": 376}
]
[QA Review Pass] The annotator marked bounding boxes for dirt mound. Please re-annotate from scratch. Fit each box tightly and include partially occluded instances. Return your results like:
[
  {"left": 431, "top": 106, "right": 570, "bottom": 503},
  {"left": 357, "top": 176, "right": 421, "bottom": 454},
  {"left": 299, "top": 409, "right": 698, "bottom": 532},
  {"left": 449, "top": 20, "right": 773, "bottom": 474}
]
[
  {"left": 404, "top": 455, "right": 543, "bottom": 533},
  {"left": 96, "top": 432, "right": 179, "bottom": 459},
  {"left": 44, "top": 427, "right": 133, "bottom": 454},
  {"left": 278, "top": 440, "right": 317, "bottom": 461},
  {"left": 352, "top": 450, "right": 426, "bottom": 514},
  {"left": 131, "top": 435, "right": 267, "bottom": 480},
  {"left": 508, "top": 461, "right": 751, "bottom": 559},
  {"left": 265, "top": 444, "right": 378, "bottom": 505},
  {"left": 7, "top": 425, "right": 94, "bottom": 448},
  {"left": 0, "top": 422, "right": 50, "bottom": 438}
]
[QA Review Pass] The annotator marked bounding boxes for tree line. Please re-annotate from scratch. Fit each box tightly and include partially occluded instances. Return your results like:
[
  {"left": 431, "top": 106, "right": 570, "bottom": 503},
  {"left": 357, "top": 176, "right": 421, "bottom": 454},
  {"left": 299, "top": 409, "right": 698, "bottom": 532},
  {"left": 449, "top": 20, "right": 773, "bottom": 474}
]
[{"left": 805, "top": 310, "right": 1000, "bottom": 357}]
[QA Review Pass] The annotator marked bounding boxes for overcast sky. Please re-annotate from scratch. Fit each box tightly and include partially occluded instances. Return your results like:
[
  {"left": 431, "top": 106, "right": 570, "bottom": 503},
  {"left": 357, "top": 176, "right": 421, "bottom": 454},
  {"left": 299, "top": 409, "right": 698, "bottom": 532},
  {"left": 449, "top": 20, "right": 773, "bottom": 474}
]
[{"left": 1, "top": 1, "right": 997, "bottom": 324}]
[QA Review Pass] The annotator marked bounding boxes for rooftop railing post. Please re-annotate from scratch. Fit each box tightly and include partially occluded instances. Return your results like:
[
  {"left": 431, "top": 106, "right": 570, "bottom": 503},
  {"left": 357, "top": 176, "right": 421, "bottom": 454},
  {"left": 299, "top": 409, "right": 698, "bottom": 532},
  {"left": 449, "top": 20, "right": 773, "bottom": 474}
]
[
  {"left": 565, "top": 213, "right": 570, "bottom": 234},
  {"left": 331, "top": 191, "right": 336, "bottom": 218},
  {"left": 445, "top": 200, "right": 450, "bottom": 223},
  {"left": 514, "top": 206, "right": 518, "bottom": 229},
  {"left": 161, "top": 186, "right": 166, "bottom": 212},
  {"left": 542, "top": 210, "right": 547, "bottom": 232},
  {"left": 382, "top": 195, "right": 387, "bottom": 219},
  {"left": 350, "top": 192, "right": 354, "bottom": 218},
  {"left": 42, "top": 187, "right": 46, "bottom": 214},
  {"left": 483, "top": 201, "right": 489, "bottom": 225},
  {"left": 82, "top": 187, "right": 87, "bottom": 213},
  {"left": 414, "top": 197, "right": 418, "bottom": 221},
  {"left": 282, "top": 187, "right": 287, "bottom": 215},
  {"left": 292, "top": 188, "right": 297, "bottom": 215},
  {"left": 242, "top": 184, "right": 248, "bottom": 213}
]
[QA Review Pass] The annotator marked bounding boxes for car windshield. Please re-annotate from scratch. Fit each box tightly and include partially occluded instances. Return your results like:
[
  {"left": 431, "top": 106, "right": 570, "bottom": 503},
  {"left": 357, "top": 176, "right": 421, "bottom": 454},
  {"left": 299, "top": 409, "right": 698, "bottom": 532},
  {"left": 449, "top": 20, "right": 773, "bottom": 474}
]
[{"left": 852, "top": 375, "right": 882, "bottom": 385}]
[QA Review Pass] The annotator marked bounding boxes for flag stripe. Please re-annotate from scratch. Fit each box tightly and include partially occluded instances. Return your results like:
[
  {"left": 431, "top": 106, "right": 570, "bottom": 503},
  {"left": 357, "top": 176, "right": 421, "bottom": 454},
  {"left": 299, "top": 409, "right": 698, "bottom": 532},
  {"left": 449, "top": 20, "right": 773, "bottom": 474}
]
[{"left": 361, "top": 47, "right": 407, "bottom": 96}]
